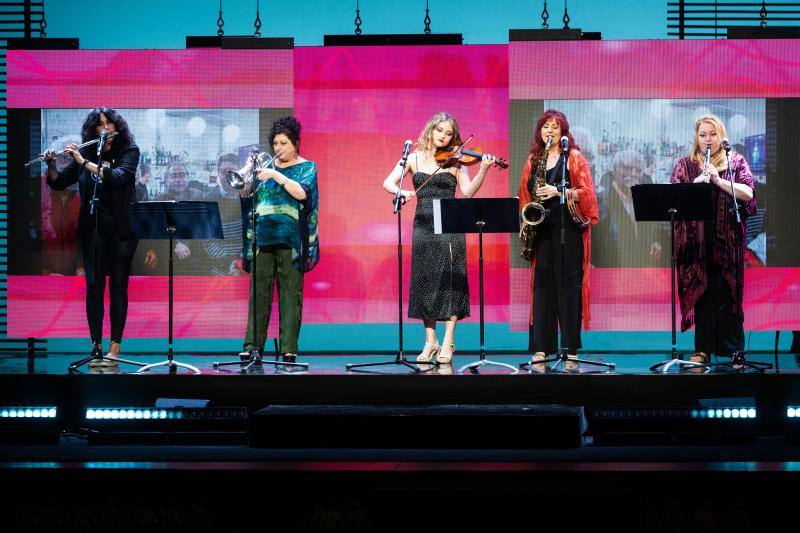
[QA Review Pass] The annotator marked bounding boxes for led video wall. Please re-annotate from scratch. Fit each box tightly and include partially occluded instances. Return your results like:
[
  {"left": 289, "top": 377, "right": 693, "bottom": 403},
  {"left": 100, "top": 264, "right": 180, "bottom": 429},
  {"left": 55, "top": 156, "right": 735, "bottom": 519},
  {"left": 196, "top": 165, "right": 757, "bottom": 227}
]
[{"left": 5, "top": 39, "right": 800, "bottom": 341}]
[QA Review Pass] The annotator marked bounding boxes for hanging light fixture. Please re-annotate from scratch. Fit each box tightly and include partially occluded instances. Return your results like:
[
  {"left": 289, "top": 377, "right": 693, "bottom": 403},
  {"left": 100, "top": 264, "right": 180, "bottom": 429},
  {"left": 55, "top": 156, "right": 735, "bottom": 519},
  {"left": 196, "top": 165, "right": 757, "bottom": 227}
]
[
  {"left": 217, "top": 0, "right": 225, "bottom": 37},
  {"left": 254, "top": 0, "right": 262, "bottom": 37}
]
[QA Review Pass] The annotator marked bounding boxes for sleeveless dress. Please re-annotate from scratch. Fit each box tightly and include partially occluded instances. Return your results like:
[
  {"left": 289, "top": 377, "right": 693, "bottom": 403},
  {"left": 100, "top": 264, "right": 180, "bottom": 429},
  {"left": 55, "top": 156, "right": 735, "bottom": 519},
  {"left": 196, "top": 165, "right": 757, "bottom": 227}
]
[{"left": 408, "top": 170, "right": 470, "bottom": 320}]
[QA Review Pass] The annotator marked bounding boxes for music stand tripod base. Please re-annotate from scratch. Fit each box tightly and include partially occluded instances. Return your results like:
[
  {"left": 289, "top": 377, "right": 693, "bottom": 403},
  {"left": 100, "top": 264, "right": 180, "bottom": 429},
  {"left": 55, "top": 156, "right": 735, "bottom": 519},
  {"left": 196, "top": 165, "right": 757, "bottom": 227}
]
[
  {"left": 519, "top": 353, "right": 616, "bottom": 373},
  {"left": 214, "top": 356, "right": 310, "bottom": 373},
  {"left": 346, "top": 355, "right": 430, "bottom": 373},
  {"left": 708, "top": 351, "right": 772, "bottom": 372}
]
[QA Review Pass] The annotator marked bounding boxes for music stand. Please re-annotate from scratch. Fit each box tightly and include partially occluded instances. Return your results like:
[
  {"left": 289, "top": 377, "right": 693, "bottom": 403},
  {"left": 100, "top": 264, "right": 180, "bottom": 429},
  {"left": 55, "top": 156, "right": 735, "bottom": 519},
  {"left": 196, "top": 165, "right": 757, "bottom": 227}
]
[
  {"left": 130, "top": 201, "right": 223, "bottom": 374},
  {"left": 432, "top": 197, "right": 519, "bottom": 374},
  {"left": 631, "top": 183, "right": 714, "bottom": 373}
]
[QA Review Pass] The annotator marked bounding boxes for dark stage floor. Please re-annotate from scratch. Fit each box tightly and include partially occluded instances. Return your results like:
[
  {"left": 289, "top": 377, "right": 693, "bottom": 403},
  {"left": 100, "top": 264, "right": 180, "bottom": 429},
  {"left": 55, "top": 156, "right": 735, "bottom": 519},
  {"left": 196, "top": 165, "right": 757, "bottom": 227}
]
[
  {"left": 0, "top": 351, "right": 795, "bottom": 375},
  {"left": 3, "top": 352, "right": 800, "bottom": 531}
]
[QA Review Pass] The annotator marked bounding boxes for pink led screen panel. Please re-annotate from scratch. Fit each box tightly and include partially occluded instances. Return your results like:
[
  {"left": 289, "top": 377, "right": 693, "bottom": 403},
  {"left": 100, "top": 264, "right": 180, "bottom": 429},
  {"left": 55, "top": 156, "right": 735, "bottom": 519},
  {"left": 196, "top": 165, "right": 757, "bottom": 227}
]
[
  {"left": 508, "top": 39, "right": 800, "bottom": 331},
  {"left": 7, "top": 48, "right": 293, "bottom": 338},
  {"left": 6, "top": 45, "right": 511, "bottom": 338}
]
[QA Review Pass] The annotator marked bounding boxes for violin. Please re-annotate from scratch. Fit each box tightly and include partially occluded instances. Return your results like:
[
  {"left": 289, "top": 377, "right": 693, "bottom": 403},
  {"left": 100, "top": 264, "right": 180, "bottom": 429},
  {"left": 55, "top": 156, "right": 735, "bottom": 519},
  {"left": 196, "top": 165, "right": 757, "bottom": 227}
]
[{"left": 434, "top": 145, "right": 509, "bottom": 169}]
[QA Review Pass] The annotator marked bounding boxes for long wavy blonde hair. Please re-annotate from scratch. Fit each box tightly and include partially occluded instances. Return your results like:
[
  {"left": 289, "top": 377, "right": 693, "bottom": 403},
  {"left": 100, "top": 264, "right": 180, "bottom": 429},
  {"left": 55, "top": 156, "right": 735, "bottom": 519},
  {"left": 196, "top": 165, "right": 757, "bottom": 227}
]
[
  {"left": 416, "top": 112, "right": 462, "bottom": 154},
  {"left": 690, "top": 114, "right": 731, "bottom": 171}
]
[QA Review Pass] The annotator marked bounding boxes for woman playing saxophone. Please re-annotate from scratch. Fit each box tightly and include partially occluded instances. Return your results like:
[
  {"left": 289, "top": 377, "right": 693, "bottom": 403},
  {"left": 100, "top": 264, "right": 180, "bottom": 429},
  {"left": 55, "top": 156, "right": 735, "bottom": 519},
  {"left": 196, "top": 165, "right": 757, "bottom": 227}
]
[{"left": 517, "top": 109, "right": 599, "bottom": 370}]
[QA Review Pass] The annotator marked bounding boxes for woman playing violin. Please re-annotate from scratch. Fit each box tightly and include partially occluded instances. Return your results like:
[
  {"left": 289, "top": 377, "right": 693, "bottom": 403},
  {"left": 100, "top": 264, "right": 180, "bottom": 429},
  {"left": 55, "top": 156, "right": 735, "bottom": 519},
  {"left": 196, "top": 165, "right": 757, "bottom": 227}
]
[{"left": 382, "top": 112, "right": 498, "bottom": 365}]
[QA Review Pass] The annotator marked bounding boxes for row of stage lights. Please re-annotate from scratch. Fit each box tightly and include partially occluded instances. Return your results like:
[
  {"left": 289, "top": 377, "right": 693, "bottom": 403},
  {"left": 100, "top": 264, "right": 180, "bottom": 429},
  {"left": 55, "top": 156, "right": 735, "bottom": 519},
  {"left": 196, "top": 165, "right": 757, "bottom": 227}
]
[
  {"left": 86, "top": 408, "right": 178, "bottom": 420},
  {"left": 0, "top": 406, "right": 788, "bottom": 420},
  {"left": 0, "top": 406, "right": 780, "bottom": 421},
  {"left": 692, "top": 408, "right": 757, "bottom": 419},
  {"left": 1, "top": 407, "right": 58, "bottom": 418}
]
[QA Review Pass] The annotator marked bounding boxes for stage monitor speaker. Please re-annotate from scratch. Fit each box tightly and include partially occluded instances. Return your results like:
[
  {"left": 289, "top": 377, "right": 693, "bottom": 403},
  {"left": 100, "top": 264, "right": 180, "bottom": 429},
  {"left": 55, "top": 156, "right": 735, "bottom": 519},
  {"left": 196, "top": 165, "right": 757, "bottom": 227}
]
[{"left": 250, "top": 404, "right": 586, "bottom": 449}]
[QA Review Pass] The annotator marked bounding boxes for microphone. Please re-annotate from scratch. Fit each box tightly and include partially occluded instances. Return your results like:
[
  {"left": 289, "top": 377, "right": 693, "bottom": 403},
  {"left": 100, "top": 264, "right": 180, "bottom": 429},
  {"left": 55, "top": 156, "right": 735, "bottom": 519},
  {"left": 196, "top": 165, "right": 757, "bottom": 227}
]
[
  {"left": 721, "top": 138, "right": 731, "bottom": 153},
  {"left": 544, "top": 135, "right": 553, "bottom": 150},
  {"left": 560, "top": 135, "right": 569, "bottom": 151},
  {"left": 97, "top": 128, "right": 109, "bottom": 157},
  {"left": 400, "top": 139, "right": 413, "bottom": 165},
  {"left": 704, "top": 143, "right": 711, "bottom": 165}
]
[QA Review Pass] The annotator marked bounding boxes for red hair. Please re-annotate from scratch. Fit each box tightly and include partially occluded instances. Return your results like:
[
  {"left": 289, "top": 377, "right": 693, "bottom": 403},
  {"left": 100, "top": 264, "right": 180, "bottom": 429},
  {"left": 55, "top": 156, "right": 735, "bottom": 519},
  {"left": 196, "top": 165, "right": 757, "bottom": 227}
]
[{"left": 529, "top": 109, "right": 580, "bottom": 159}]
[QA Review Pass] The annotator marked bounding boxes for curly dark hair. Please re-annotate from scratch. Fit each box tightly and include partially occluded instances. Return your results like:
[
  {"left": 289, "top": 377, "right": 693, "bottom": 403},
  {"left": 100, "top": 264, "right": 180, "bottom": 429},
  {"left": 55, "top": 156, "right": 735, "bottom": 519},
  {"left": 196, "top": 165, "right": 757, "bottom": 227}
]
[
  {"left": 80, "top": 107, "right": 135, "bottom": 155},
  {"left": 268, "top": 116, "right": 302, "bottom": 154}
]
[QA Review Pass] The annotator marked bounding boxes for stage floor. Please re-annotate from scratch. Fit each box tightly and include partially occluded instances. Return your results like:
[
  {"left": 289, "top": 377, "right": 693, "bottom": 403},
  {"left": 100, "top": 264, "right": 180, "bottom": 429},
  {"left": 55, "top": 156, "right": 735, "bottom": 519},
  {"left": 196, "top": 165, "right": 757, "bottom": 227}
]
[{"left": 0, "top": 351, "right": 796, "bottom": 375}]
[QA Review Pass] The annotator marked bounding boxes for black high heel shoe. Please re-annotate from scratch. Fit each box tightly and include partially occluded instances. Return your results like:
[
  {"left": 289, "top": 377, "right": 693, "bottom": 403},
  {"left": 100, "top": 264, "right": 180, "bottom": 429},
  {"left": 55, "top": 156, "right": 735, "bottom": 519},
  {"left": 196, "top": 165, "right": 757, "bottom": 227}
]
[{"left": 88, "top": 342, "right": 103, "bottom": 367}]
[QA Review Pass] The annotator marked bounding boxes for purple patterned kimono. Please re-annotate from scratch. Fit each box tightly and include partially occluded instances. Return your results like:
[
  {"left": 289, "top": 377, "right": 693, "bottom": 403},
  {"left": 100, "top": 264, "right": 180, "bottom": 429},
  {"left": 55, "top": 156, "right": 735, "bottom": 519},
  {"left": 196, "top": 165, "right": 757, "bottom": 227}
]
[{"left": 670, "top": 153, "right": 757, "bottom": 332}]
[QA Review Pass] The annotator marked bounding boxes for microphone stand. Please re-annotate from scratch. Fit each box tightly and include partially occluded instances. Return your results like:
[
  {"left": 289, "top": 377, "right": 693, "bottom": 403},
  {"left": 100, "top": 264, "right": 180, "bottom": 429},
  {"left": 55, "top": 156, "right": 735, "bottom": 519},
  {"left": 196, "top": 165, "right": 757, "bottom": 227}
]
[
  {"left": 347, "top": 142, "right": 432, "bottom": 373},
  {"left": 69, "top": 131, "right": 145, "bottom": 371},
  {"left": 214, "top": 151, "right": 307, "bottom": 373},
  {"left": 706, "top": 145, "right": 771, "bottom": 372}
]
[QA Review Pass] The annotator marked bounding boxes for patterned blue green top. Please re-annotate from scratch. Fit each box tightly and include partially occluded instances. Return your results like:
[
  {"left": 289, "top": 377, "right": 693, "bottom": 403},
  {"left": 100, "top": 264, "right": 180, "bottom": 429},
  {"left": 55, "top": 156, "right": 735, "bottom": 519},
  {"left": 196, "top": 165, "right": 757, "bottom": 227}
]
[{"left": 246, "top": 160, "right": 319, "bottom": 272}]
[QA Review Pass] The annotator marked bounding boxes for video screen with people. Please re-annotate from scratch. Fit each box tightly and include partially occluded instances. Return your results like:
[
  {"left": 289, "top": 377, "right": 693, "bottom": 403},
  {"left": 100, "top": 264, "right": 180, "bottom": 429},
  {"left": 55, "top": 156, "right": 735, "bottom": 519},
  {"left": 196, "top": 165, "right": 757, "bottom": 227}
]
[{"left": 5, "top": 41, "right": 800, "bottom": 340}]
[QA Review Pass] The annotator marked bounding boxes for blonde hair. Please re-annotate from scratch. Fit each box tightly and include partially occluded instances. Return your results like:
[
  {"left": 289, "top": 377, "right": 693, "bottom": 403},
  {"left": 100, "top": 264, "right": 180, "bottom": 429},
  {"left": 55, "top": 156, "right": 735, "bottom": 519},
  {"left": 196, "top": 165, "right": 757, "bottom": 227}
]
[
  {"left": 417, "top": 112, "right": 462, "bottom": 153},
  {"left": 690, "top": 114, "right": 731, "bottom": 171}
]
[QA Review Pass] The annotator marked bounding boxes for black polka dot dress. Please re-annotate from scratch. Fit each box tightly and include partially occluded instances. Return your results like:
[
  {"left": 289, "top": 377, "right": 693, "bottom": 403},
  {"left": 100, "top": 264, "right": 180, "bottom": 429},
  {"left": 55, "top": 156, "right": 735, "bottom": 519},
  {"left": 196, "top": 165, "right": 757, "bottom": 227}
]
[{"left": 408, "top": 171, "right": 470, "bottom": 321}]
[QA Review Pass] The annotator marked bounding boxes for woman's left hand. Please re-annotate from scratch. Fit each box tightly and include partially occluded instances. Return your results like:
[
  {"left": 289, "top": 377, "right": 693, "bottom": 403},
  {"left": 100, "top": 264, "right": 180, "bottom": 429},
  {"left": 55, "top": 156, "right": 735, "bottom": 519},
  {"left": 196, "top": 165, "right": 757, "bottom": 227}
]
[
  {"left": 480, "top": 154, "right": 496, "bottom": 170},
  {"left": 703, "top": 162, "right": 719, "bottom": 182},
  {"left": 536, "top": 184, "right": 560, "bottom": 201}
]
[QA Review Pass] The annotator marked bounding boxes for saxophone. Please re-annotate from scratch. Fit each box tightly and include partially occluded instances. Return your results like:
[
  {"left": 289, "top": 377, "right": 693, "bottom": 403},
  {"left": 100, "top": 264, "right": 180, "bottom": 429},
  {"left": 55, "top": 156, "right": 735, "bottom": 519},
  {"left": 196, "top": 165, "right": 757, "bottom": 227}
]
[{"left": 519, "top": 136, "right": 551, "bottom": 261}]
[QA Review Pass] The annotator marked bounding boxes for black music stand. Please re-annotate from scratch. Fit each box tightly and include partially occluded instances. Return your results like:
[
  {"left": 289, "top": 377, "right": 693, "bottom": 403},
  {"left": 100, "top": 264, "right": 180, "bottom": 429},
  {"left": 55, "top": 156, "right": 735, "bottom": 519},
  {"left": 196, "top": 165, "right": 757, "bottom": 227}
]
[
  {"left": 632, "top": 183, "right": 715, "bottom": 373},
  {"left": 432, "top": 197, "right": 519, "bottom": 374},
  {"left": 130, "top": 201, "right": 223, "bottom": 374}
]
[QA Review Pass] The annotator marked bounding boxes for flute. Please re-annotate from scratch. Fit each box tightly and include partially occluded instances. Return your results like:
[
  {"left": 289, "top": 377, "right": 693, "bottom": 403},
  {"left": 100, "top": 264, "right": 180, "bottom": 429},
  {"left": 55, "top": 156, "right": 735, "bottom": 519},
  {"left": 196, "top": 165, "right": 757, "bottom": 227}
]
[{"left": 25, "top": 132, "right": 119, "bottom": 168}]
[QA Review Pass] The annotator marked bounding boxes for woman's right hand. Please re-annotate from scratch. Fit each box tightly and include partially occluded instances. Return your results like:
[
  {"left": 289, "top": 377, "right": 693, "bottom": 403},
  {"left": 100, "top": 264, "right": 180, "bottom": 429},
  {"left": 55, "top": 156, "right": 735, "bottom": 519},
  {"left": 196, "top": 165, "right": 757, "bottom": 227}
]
[{"left": 257, "top": 168, "right": 281, "bottom": 181}]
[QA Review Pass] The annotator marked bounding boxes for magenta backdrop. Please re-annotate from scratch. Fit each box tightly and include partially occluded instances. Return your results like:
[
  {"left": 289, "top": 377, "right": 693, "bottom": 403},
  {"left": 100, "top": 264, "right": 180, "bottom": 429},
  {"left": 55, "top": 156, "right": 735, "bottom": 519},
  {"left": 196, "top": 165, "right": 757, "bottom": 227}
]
[{"left": 6, "top": 41, "right": 800, "bottom": 339}]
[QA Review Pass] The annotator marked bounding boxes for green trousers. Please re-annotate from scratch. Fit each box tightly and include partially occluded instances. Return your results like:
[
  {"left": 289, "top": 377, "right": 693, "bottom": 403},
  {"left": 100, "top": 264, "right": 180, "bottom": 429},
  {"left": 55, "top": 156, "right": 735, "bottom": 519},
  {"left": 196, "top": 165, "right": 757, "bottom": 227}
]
[{"left": 243, "top": 245, "right": 304, "bottom": 354}]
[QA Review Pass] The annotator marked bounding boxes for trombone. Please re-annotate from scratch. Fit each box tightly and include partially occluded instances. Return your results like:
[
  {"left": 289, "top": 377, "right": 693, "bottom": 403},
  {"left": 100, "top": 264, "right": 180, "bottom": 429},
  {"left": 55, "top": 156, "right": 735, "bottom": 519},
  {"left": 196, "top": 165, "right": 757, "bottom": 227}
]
[{"left": 25, "top": 132, "right": 119, "bottom": 168}]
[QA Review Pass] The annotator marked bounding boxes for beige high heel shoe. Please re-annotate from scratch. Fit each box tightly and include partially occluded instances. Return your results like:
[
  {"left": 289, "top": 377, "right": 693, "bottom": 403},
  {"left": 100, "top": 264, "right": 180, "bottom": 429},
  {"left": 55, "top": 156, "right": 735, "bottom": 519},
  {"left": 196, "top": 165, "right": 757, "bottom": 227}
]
[
  {"left": 565, "top": 353, "right": 579, "bottom": 372},
  {"left": 436, "top": 342, "right": 455, "bottom": 364},
  {"left": 417, "top": 342, "right": 441, "bottom": 363},
  {"left": 530, "top": 351, "right": 547, "bottom": 373}
]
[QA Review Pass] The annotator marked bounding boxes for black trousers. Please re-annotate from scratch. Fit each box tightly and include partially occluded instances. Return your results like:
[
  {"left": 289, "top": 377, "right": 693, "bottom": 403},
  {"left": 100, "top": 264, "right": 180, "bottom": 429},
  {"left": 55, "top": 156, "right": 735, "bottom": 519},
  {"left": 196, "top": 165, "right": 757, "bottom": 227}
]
[
  {"left": 694, "top": 266, "right": 744, "bottom": 356},
  {"left": 529, "top": 219, "right": 584, "bottom": 354},
  {"left": 81, "top": 216, "right": 137, "bottom": 344}
]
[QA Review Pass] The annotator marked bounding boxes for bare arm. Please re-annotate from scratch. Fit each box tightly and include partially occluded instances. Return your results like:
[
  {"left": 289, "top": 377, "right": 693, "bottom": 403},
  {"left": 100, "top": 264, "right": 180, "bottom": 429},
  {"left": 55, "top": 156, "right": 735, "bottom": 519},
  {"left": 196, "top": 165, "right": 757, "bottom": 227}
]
[
  {"left": 382, "top": 154, "right": 416, "bottom": 198},
  {"left": 457, "top": 155, "right": 495, "bottom": 198}
]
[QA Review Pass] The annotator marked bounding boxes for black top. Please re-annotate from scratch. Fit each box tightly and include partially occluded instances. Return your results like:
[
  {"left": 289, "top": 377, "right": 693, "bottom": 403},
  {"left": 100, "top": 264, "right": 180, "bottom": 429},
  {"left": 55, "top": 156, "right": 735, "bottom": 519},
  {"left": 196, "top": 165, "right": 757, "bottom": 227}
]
[
  {"left": 527, "top": 159, "right": 572, "bottom": 224},
  {"left": 46, "top": 143, "right": 140, "bottom": 239}
]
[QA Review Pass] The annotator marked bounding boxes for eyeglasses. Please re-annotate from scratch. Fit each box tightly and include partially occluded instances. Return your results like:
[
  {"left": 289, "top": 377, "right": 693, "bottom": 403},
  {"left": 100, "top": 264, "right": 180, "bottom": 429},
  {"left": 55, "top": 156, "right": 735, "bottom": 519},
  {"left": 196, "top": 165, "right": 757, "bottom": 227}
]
[{"left": 168, "top": 172, "right": 188, "bottom": 179}]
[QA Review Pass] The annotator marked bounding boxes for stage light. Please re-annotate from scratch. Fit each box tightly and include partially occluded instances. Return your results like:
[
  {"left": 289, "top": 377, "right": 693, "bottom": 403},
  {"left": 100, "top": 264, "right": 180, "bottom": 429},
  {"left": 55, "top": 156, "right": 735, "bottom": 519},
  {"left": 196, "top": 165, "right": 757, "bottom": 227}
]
[
  {"left": 0, "top": 406, "right": 60, "bottom": 443},
  {"left": 590, "top": 404, "right": 758, "bottom": 445},
  {"left": 787, "top": 406, "right": 800, "bottom": 418},
  {"left": 82, "top": 406, "right": 247, "bottom": 444},
  {"left": 1, "top": 407, "right": 57, "bottom": 418}
]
